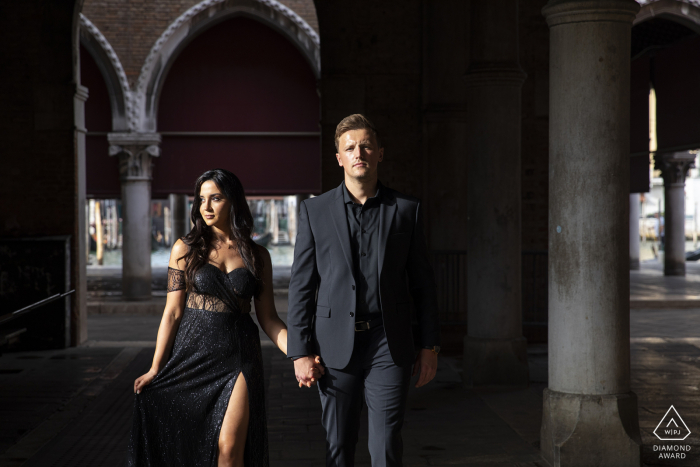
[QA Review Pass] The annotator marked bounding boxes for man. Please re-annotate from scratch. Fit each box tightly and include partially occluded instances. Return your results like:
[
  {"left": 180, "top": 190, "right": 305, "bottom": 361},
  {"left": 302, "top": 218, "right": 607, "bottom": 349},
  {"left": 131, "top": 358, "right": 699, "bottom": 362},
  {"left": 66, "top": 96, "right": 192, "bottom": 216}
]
[{"left": 287, "top": 114, "right": 441, "bottom": 467}]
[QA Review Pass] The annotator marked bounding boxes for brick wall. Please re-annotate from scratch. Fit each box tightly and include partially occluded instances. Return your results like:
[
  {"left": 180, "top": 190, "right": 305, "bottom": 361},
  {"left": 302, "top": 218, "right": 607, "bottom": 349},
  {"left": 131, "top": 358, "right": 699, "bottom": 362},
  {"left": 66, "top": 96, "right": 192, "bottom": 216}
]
[
  {"left": 81, "top": 0, "right": 318, "bottom": 89},
  {"left": 278, "top": 0, "right": 318, "bottom": 33}
]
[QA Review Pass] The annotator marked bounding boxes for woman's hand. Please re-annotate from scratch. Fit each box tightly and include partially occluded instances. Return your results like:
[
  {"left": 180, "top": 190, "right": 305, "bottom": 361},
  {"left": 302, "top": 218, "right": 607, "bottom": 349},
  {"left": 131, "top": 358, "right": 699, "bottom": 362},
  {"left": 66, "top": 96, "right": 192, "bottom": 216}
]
[{"left": 134, "top": 369, "right": 158, "bottom": 394}]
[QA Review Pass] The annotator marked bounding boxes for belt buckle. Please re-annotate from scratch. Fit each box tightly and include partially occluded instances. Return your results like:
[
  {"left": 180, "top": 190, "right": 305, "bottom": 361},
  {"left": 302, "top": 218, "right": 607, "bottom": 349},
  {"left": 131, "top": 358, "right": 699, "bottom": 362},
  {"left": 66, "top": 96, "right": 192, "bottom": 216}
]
[{"left": 355, "top": 321, "right": 370, "bottom": 332}]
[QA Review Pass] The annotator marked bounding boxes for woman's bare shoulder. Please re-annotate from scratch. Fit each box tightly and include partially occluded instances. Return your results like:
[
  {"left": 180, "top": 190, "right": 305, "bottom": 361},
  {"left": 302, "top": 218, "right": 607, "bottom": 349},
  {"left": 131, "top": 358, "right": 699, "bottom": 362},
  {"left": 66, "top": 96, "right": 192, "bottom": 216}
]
[
  {"left": 170, "top": 239, "right": 189, "bottom": 269},
  {"left": 172, "top": 238, "right": 189, "bottom": 255}
]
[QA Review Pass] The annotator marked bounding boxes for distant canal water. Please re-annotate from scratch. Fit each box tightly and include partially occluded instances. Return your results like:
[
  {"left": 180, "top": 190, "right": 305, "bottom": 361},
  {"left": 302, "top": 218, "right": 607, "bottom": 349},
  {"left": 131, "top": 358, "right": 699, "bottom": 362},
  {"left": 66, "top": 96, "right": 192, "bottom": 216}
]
[{"left": 88, "top": 244, "right": 296, "bottom": 269}]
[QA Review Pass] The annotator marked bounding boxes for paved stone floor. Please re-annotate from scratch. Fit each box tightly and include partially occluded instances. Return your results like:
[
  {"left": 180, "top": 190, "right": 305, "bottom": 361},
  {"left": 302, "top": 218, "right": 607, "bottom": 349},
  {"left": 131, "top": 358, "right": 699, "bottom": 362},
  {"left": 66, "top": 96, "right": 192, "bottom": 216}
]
[
  {"left": 632, "top": 261, "right": 700, "bottom": 303},
  {"left": 3, "top": 264, "right": 700, "bottom": 466}
]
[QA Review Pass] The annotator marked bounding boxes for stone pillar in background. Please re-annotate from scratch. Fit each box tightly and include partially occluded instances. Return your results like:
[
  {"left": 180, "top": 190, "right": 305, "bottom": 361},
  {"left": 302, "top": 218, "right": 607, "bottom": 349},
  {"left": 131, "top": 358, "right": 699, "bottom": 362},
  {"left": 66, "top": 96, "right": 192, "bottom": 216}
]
[
  {"left": 74, "top": 84, "right": 89, "bottom": 345},
  {"left": 656, "top": 151, "right": 695, "bottom": 276},
  {"left": 108, "top": 133, "right": 161, "bottom": 301},
  {"left": 464, "top": 0, "right": 528, "bottom": 387},
  {"left": 541, "top": 1, "right": 642, "bottom": 466},
  {"left": 169, "top": 194, "right": 190, "bottom": 243},
  {"left": 630, "top": 194, "right": 640, "bottom": 270},
  {"left": 270, "top": 199, "right": 279, "bottom": 244}
]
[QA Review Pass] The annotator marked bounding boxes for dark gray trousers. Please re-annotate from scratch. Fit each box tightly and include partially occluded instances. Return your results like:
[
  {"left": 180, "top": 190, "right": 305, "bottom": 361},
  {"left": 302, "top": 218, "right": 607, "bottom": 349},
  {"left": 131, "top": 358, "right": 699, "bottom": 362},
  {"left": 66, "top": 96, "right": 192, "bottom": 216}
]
[{"left": 317, "top": 324, "right": 412, "bottom": 467}]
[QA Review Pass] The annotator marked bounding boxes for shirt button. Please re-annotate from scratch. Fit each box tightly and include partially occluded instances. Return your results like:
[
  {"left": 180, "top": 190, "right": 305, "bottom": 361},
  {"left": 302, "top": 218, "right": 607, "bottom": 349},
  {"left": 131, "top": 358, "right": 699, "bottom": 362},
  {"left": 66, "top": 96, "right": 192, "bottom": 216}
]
[
  {"left": 361, "top": 253, "right": 366, "bottom": 257},
  {"left": 352, "top": 285, "right": 355, "bottom": 290},
  {"left": 350, "top": 312, "right": 354, "bottom": 317},
  {"left": 362, "top": 229, "right": 366, "bottom": 233}
]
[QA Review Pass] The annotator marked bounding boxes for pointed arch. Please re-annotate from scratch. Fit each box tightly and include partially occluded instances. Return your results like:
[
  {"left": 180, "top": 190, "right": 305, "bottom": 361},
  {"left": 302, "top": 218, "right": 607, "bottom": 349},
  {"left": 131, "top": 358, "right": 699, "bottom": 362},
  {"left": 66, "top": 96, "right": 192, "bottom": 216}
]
[
  {"left": 79, "top": 13, "right": 131, "bottom": 131},
  {"left": 133, "top": 0, "right": 320, "bottom": 132},
  {"left": 635, "top": 0, "right": 700, "bottom": 32}
]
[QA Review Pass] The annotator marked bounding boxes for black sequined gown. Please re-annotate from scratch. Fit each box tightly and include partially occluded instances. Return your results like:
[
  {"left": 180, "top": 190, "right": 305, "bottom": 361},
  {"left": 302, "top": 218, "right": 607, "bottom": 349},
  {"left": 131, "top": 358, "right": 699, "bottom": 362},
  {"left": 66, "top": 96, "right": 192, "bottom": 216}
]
[{"left": 126, "top": 264, "right": 268, "bottom": 467}]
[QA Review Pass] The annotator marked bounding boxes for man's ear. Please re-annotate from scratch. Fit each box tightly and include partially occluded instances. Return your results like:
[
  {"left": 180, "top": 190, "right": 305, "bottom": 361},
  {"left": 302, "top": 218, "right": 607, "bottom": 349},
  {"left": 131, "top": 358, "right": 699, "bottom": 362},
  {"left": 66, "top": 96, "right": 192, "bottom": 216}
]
[
  {"left": 378, "top": 147, "right": 384, "bottom": 162},
  {"left": 336, "top": 153, "right": 343, "bottom": 167}
]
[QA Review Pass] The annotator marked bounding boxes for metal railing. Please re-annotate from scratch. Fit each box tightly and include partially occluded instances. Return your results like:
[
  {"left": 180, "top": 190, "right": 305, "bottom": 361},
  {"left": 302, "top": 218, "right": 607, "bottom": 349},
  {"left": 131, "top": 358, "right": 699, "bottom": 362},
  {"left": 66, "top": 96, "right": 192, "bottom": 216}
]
[{"left": 0, "top": 290, "right": 75, "bottom": 326}]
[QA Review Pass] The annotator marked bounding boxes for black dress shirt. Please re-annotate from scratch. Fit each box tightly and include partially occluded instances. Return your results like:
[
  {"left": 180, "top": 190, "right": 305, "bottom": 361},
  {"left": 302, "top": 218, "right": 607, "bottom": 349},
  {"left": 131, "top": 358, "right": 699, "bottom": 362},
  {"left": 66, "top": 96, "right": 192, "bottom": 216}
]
[{"left": 342, "top": 181, "right": 383, "bottom": 321}]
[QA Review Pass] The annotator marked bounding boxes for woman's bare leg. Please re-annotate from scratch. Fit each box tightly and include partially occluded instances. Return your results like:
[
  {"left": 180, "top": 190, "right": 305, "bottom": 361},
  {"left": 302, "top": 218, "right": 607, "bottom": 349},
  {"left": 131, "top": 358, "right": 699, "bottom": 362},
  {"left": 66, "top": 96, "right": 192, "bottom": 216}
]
[{"left": 218, "top": 373, "right": 249, "bottom": 467}]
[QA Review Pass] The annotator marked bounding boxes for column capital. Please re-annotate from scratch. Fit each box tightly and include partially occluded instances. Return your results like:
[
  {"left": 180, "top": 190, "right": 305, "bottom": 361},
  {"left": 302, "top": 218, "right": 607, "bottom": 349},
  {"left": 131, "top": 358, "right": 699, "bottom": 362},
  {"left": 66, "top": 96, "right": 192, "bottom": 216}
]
[
  {"left": 542, "top": 0, "right": 640, "bottom": 28},
  {"left": 655, "top": 151, "right": 696, "bottom": 186},
  {"left": 74, "top": 84, "right": 89, "bottom": 102},
  {"left": 107, "top": 132, "right": 161, "bottom": 182}
]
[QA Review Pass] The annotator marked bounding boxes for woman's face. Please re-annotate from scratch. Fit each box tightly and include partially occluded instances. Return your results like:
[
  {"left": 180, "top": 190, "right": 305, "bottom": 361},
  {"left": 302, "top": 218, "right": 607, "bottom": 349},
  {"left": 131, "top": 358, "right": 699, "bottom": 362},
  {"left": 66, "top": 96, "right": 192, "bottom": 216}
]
[{"left": 199, "top": 180, "right": 231, "bottom": 228}]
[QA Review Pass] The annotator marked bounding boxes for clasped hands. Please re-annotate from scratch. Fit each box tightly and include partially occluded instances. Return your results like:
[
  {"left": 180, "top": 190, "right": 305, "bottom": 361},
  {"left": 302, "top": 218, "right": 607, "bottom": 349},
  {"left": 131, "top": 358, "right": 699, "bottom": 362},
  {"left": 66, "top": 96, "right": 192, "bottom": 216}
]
[
  {"left": 293, "top": 355, "right": 325, "bottom": 388},
  {"left": 293, "top": 349, "right": 437, "bottom": 388}
]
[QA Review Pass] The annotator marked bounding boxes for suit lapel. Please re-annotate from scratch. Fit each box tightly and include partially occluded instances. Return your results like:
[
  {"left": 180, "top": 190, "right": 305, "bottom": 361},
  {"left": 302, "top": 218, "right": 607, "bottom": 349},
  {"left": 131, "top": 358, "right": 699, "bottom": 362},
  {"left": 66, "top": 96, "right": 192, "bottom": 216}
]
[
  {"left": 329, "top": 184, "right": 354, "bottom": 275},
  {"left": 378, "top": 190, "right": 397, "bottom": 278}
]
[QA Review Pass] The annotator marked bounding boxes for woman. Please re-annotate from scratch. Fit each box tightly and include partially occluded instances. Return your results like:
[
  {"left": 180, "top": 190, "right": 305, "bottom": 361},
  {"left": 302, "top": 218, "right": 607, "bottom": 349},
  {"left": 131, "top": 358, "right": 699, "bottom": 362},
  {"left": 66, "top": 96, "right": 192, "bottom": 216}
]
[{"left": 126, "top": 169, "right": 323, "bottom": 467}]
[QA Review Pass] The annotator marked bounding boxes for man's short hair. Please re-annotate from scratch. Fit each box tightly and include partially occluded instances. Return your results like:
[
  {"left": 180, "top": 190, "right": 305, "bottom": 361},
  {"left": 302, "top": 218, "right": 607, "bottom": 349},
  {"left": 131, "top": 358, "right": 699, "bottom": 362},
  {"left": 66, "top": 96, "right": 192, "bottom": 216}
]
[{"left": 334, "top": 114, "right": 382, "bottom": 151}]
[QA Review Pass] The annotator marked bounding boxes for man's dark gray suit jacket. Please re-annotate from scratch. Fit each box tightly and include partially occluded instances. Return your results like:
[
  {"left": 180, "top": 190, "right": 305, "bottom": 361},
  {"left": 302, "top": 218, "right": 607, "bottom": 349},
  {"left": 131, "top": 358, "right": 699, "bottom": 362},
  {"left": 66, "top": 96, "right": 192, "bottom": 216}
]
[{"left": 287, "top": 181, "right": 440, "bottom": 370}]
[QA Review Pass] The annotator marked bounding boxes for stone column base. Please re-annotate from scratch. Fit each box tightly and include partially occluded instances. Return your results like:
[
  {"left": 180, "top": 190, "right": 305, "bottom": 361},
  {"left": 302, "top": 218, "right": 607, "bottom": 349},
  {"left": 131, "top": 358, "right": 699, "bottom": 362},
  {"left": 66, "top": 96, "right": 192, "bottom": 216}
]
[
  {"left": 540, "top": 388, "right": 642, "bottom": 467},
  {"left": 463, "top": 336, "right": 529, "bottom": 387},
  {"left": 664, "top": 262, "right": 685, "bottom": 277},
  {"left": 123, "top": 275, "right": 153, "bottom": 301}
]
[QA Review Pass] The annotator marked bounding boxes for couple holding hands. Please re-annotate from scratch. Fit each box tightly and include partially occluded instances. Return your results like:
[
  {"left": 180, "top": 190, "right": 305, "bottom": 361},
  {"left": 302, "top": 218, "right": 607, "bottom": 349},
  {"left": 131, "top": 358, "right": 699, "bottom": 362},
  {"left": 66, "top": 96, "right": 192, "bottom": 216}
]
[{"left": 126, "top": 114, "right": 441, "bottom": 467}]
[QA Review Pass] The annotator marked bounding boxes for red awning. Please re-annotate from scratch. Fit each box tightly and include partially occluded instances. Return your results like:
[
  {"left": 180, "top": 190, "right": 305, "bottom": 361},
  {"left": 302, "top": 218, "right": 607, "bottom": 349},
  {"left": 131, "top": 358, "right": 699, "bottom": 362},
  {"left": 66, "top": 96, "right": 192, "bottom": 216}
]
[
  {"left": 83, "top": 17, "right": 321, "bottom": 198},
  {"left": 655, "top": 35, "right": 700, "bottom": 153}
]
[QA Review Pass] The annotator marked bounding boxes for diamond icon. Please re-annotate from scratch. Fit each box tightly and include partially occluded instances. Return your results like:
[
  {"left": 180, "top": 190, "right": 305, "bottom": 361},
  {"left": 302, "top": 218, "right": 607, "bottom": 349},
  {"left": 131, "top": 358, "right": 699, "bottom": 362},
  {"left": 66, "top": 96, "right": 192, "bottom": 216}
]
[{"left": 654, "top": 406, "right": 691, "bottom": 441}]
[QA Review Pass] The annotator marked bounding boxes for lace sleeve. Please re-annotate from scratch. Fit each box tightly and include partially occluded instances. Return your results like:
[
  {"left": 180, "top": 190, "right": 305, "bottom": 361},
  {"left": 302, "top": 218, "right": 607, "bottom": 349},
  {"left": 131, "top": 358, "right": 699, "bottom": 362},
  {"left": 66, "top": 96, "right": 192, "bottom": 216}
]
[{"left": 167, "top": 267, "right": 186, "bottom": 292}]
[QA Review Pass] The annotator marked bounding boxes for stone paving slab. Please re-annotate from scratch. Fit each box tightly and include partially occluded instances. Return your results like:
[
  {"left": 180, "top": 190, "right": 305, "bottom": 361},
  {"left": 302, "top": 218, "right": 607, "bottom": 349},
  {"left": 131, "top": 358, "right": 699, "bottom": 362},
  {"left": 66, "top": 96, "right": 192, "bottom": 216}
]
[
  {"left": 0, "top": 347, "right": 125, "bottom": 455},
  {"left": 632, "top": 262, "right": 700, "bottom": 305}
]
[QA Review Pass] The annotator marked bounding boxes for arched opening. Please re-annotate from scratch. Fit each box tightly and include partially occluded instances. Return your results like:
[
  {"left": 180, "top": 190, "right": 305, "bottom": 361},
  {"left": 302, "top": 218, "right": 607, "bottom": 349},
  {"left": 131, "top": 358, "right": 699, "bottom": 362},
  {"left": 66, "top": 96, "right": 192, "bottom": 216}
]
[
  {"left": 155, "top": 16, "right": 320, "bottom": 197},
  {"left": 631, "top": 9, "right": 700, "bottom": 267},
  {"left": 81, "top": 42, "right": 121, "bottom": 198}
]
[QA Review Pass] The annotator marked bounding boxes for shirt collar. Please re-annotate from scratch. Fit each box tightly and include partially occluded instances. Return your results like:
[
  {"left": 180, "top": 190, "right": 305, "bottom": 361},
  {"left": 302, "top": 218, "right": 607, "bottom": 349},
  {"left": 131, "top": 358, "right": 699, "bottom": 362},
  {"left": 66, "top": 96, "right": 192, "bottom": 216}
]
[{"left": 342, "top": 180, "right": 383, "bottom": 205}]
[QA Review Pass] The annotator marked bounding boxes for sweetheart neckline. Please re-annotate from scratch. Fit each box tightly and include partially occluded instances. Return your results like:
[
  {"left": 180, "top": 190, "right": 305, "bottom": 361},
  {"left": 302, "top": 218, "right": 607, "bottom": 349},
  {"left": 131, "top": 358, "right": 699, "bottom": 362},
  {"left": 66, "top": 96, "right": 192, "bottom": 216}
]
[{"left": 204, "top": 262, "right": 252, "bottom": 276}]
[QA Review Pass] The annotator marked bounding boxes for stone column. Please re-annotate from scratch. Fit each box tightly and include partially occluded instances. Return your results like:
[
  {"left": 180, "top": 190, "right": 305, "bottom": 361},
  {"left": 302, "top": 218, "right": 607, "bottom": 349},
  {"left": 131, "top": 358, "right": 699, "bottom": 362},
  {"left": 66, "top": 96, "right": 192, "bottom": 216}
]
[
  {"left": 656, "top": 151, "right": 695, "bottom": 276},
  {"left": 169, "top": 193, "right": 190, "bottom": 243},
  {"left": 630, "top": 194, "right": 640, "bottom": 270},
  {"left": 271, "top": 199, "right": 279, "bottom": 244},
  {"left": 74, "top": 84, "right": 89, "bottom": 344},
  {"left": 464, "top": 0, "right": 529, "bottom": 387},
  {"left": 108, "top": 133, "right": 161, "bottom": 301},
  {"left": 541, "top": 1, "right": 642, "bottom": 466}
]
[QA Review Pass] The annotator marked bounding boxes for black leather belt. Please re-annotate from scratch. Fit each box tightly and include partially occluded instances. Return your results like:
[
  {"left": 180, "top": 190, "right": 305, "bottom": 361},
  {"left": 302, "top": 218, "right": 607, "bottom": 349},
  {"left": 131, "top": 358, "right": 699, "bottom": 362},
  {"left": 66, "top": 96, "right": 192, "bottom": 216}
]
[{"left": 355, "top": 315, "right": 383, "bottom": 332}]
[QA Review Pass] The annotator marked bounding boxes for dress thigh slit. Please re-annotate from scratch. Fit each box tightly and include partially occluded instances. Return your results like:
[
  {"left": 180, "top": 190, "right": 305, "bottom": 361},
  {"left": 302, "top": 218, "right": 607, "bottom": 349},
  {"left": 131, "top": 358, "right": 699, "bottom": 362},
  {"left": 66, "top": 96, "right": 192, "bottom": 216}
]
[{"left": 215, "top": 371, "right": 252, "bottom": 461}]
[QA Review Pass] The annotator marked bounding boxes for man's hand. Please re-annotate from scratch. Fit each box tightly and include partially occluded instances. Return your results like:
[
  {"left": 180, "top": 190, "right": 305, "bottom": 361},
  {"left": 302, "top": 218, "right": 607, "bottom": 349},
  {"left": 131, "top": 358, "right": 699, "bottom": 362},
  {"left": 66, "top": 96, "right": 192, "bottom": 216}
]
[
  {"left": 294, "top": 355, "right": 325, "bottom": 388},
  {"left": 412, "top": 349, "right": 438, "bottom": 388}
]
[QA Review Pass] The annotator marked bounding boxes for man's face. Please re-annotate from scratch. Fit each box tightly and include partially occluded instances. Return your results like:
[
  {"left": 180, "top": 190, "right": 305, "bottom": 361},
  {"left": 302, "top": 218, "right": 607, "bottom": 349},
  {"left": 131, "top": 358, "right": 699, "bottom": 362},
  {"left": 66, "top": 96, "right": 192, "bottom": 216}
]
[{"left": 336, "top": 129, "right": 384, "bottom": 181}]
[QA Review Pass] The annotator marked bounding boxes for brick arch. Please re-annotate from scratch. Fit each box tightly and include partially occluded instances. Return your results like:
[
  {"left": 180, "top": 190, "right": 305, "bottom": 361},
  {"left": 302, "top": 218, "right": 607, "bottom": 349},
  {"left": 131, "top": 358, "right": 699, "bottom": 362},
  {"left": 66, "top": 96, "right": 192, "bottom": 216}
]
[
  {"left": 134, "top": 0, "right": 320, "bottom": 133},
  {"left": 635, "top": 0, "right": 700, "bottom": 32},
  {"left": 79, "top": 14, "right": 131, "bottom": 131}
]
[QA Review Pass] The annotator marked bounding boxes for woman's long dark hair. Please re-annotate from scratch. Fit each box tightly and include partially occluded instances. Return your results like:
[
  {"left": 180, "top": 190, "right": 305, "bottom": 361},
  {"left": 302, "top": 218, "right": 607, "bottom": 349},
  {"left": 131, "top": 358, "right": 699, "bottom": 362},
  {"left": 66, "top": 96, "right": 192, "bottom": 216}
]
[{"left": 179, "top": 169, "right": 264, "bottom": 295}]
